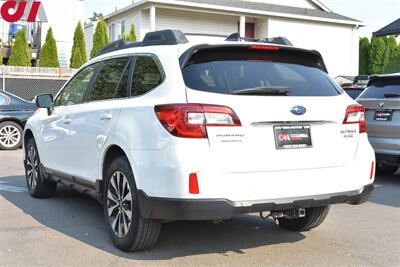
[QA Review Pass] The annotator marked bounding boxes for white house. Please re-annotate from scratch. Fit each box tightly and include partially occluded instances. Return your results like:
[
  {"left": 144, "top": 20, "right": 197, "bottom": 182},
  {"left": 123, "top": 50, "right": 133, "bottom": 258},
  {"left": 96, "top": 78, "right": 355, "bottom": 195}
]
[
  {"left": 84, "top": 0, "right": 363, "bottom": 77},
  {"left": 0, "top": 0, "right": 84, "bottom": 67}
]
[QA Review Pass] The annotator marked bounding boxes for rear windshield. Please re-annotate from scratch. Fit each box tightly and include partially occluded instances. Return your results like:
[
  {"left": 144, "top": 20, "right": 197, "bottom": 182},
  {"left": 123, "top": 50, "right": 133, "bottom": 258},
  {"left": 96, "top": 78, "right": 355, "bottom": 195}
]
[
  {"left": 182, "top": 47, "right": 342, "bottom": 96},
  {"left": 358, "top": 80, "right": 400, "bottom": 99}
]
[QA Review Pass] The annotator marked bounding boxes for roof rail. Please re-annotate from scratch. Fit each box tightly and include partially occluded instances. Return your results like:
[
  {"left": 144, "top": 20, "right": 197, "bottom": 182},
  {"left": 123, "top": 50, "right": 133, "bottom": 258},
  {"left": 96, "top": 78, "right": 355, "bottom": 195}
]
[
  {"left": 225, "top": 33, "right": 293, "bottom": 46},
  {"left": 96, "top": 29, "right": 189, "bottom": 57}
]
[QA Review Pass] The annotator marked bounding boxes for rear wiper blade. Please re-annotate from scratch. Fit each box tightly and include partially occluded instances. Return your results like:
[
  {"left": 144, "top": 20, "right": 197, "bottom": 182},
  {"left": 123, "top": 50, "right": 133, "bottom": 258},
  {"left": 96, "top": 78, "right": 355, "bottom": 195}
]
[
  {"left": 384, "top": 92, "right": 400, "bottom": 98},
  {"left": 232, "top": 86, "right": 291, "bottom": 96}
]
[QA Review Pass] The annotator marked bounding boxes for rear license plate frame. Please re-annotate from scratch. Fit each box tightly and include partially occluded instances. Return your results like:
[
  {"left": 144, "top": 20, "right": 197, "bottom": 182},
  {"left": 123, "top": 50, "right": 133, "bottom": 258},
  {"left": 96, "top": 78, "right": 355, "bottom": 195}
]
[
  {"left": 274, "top": 125, "right": 312, "bottom": 150},
  {"left": 374, "top": 110, "right": 393, "bottom": 121}
]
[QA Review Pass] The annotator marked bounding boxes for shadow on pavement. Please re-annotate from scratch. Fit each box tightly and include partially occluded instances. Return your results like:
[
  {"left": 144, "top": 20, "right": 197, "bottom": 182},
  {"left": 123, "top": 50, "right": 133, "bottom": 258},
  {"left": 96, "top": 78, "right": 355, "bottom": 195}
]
[
  {"left": 369, "top": 172, "right": 400, "bottom": 208},
  {"left": 0, "top": 175, "right": 305, "bottom": 260}
]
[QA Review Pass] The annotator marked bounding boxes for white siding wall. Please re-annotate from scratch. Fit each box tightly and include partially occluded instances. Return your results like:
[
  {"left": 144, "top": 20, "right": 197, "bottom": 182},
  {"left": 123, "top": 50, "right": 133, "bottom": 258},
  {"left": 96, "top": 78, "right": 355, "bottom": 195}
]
[
  {"left": 145, "top": 9, "right": 239, "bottom": 37},
  {"left": 268, "top": 17, "right": 358, "bottom": 77},
  {"left": 255, "top": 18, "right": 269, "bottom": 38},
  {"left": 107, "top": 10, "right": 141, "bottom": 41},
  {"left": 84, "top": 22, "right": 96, "bottom": 60}
]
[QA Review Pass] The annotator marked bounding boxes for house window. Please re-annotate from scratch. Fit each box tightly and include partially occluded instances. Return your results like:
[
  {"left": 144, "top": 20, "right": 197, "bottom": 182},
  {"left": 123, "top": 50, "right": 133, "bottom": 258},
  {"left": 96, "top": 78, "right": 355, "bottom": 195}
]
[
  {"left": 109, "top": 23, "right": 116, "bottom": 41},
  {"left": 121, "top": 19, "right": 126, "bottom": 37}
]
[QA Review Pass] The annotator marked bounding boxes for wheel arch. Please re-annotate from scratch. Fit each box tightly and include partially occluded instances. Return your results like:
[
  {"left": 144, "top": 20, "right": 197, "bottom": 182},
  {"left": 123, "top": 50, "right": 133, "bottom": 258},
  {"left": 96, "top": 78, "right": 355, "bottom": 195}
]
[
  {"left": 23, "top": 128, "right": 35, "bottom": 148},
  {"left": 102, "top": 145, "right": 129, "bottom": 182},
  {"left": 0, "top": 117, "right": 24, "bottom": 129}
]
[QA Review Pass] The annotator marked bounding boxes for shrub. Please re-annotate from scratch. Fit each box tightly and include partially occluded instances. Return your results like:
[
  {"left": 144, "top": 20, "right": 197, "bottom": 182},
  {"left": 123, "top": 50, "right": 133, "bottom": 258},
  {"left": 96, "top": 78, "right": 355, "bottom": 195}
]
[
  {"left": 8, "top": 29, "right": 31, "bottom": 66},
  {"left": 70, "top": 21, "right": 87, "bottom": 68},
  {"left": 90, "top": 17, "right": 109, "bottom": 58},
  {"left": 123, "top": 23, "right": 137, "bottom": 42},
  {"left": 39, "top": 27, "right": 59, "bottom": 67},
  {"left": 359, "top": 37, "right": 370, "bottom": 75}
]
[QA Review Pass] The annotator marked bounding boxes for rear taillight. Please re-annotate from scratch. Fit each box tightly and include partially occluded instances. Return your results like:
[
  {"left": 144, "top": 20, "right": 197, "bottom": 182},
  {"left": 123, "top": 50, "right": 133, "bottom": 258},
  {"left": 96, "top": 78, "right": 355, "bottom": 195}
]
[
  {"left": 343, "top": 104, "right": 366, "bottom": 133},
  {"left": 154, "top": 104, "right": 241, "bottom": 138}
]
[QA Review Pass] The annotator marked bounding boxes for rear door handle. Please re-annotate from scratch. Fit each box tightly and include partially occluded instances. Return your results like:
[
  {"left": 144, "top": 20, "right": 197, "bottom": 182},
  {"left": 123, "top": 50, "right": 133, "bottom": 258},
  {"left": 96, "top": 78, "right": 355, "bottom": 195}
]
[{"left": 100, "top": 113, "right": 113, "bottom": 121}]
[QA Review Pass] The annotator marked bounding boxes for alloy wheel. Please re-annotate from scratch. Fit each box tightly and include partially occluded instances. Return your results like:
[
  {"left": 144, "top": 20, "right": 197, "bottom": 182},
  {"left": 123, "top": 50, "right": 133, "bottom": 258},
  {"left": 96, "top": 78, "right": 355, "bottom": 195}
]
[
  {"left": 107, "top": 171, "right": 133, "bottom": 238},
  {"left": 26, "top": 146, "right": 38, "bottom": 191},
  {"left": 0, "top": 125, "right": 21, "bottom": 148}
]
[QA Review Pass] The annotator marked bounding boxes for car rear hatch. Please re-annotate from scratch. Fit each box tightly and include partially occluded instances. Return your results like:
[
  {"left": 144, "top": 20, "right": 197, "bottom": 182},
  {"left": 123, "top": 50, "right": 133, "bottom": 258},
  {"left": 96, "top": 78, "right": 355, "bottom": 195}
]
[
  {"left": 357, "top": 76, "right": 400, "bottom": 140},
  {"left": 179, "top": 44, "right": 363, "bottom": 172}
]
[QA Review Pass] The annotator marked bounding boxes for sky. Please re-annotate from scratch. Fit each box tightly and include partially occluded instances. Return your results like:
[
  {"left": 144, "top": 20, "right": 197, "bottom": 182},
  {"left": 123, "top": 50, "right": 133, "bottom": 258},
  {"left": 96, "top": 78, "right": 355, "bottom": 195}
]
[{"left": 85, "top": 0, "right": 400, "bottom": 38}]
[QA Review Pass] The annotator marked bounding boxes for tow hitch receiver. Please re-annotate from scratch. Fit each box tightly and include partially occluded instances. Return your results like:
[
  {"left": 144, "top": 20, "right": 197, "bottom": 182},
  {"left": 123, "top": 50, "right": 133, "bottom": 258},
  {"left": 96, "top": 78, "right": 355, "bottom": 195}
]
[{"left": 260, "top": 208, "right": 306, "bottom": 220}]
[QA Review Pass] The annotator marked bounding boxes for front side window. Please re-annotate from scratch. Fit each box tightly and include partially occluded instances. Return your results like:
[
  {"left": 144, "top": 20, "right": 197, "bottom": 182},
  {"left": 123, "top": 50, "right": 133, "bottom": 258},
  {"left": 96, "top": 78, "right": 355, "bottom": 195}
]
[
  {"left": 89, "top": 57, "right": 131, "bottom": 102},
  {"left": 56, "top": 64, "right": 98, "bottom": 106},
  {"left": 131, "top": 56, "right": 163, "bottom": 97}
]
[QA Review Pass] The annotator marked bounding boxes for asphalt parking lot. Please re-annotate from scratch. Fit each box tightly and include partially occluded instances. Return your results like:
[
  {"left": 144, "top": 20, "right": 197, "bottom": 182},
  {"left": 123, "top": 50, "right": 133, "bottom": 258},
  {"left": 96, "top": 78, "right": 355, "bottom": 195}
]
[{"left": 0, "top": 150, "right": 399, "bottom": 267}]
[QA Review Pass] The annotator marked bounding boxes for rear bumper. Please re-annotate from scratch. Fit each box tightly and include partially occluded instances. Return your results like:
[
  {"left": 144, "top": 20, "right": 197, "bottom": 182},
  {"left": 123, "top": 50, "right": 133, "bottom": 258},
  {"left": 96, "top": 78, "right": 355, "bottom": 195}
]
[
  {"left": 369, "top": 136, "right": 400, "bottom": 157},
  {"left": 138, "top": 184, "right": 374, "bottom": 220}
]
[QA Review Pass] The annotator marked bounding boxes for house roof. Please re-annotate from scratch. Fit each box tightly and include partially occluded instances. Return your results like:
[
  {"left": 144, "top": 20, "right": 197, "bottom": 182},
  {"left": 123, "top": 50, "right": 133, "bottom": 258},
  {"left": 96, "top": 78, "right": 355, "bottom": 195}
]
[
  {"left": 373, "top": 18, "right": 400, "bottom": 37},
  {"left": 105, "top": 0, "right": 363, "bottom": 26},
  {"left": 173, "top": 0, "right": 360, "bottom": 23}
]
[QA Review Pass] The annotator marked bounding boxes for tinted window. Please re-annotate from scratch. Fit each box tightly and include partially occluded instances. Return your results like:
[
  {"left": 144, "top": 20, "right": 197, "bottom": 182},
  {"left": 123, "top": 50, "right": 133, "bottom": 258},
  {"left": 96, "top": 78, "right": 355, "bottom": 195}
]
[
  {"left": 131, "top": 56, "right": 163, "bottom": 96},
  {"left": 89, "top": 57, "right": 130, "bottom": 102},
  {"left": 0, "top": 94, "right": 8, "bottom": 105},
  {"left": 358, "top": 80, "right": 400, "bottom": 99},
  {"left": 56, "top": 64, "right": 98, "bottom": 106},
  {"left": 344, "top": 89, "right": 363, "bottom": 99},
  {"left": 182, "top": 47, "right": 341, "bottom": 97}
]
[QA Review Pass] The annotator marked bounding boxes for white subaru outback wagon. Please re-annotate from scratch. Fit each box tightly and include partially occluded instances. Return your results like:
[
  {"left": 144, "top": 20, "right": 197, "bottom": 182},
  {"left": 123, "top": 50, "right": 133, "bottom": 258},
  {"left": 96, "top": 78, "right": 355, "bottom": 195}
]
[{"left": 23, "top": 30, "right": 375, "bottom": 251}]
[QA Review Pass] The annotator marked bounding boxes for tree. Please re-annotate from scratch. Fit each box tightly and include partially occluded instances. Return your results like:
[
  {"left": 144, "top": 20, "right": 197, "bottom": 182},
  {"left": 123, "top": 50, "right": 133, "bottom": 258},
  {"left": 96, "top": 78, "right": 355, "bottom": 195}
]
[
  {"left": 123, "top": 23, "right": 137, "bottom": 42},
  {"left": 368, "top": 37, "right": 386, "bottom": 74},
  {"left": 70, "top": 21, "right": 87, "bottom": 68},
  {"left": 39, "top": 27, "right": 59, "bottom": 68},
  {"left": 385, "top": 42, "right": 400, "bottom": 73},
  {"left": 359, "top": 37, "right": 370, "bottom": 75},
  {"left": 90, "top": 17, "right": 109, "bottom": 58},
  {"left": 383, "top": 36, "right": 398, "bottom": 73},
  {"left": 0, "top": 52, "right": 3, "bottom": 65},
  {"left": 89, "top": 12, "right": 103, "bottom": 22},
  {"left": 8, "top": 29, "right": 31, "bottom": 66}
]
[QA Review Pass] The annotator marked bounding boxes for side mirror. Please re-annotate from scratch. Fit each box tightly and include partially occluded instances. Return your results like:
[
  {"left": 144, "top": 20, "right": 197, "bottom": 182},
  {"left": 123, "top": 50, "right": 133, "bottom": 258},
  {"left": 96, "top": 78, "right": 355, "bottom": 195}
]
[{"left": 36, "top": 94, "right": 54, "bottom": 115}]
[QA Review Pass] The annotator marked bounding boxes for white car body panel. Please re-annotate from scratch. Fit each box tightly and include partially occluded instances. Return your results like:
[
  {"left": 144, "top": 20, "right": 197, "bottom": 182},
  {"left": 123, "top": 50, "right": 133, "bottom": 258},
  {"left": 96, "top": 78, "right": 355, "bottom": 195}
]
[{"left": 24, "top": 39, "right": 375, "bottom": 206}]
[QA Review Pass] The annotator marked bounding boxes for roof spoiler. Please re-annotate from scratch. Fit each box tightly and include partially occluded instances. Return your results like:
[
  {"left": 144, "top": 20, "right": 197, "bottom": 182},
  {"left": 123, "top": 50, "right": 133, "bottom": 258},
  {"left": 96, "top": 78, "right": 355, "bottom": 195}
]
[
  {"left": 96, "top": 29, "right": 189, "bottom": 57},
  {"left": 225, "top": 33, "right": 293, "bottom": 46},
  {"left": 95, "top": 29, "right": 293, "bottom": 57}
]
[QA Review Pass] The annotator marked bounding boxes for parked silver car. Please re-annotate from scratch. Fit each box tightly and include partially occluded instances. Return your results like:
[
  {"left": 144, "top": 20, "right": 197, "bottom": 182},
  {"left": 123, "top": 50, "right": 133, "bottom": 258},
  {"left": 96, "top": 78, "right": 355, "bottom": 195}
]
[{"left": 357, "top": 73, "right": 400, "bottom": 176}]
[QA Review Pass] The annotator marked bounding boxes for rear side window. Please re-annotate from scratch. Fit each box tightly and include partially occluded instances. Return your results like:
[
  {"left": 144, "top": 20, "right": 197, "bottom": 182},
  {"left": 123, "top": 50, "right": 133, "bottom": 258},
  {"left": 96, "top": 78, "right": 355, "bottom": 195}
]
[
  {"left": 182, "top": 47, "right": 341, "bottom": 97},
  {"left": 131, "top": 56, "right": 163, "bottom": 96},
  {"left": 89, "top": 57, "right": 131, "bottom": 102},
  {"left": 358, "top": 80, "right": 400, "bottom": 99},
  {"left": 0, "top": 94, "right": 9, "bottom": 105}
]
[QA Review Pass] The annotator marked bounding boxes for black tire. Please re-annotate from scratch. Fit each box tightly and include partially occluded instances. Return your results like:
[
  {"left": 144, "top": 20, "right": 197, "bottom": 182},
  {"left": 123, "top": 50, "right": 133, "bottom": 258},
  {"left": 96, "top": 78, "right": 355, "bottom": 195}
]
[
  {"left": 103, "top": 156, "right": 161, "bottom": 251},
  {"left": 376, "top": 164, "right": 398, "bottom": 176},
  {"left": 25, "top": 138, "right": 57, "bottom": 198},
  {"left": 278, "top": 206, "right": 330, "bottom": 232},
  {"left": 0, "top": 121, "right": 23, "bottom": 150}
]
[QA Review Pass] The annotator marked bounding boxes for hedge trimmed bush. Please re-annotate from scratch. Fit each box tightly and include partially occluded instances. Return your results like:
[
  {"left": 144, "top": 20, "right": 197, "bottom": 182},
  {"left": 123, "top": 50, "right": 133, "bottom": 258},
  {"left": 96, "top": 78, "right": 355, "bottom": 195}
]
[
  {"left": 39, "top": 27, "right": 59, "bottom": 67},
  {"left": 70, "top": 22, "right": 87, "bottom": 68},
  {"left": 9, "top": 29, "right": 31, "bottom": 66}
]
